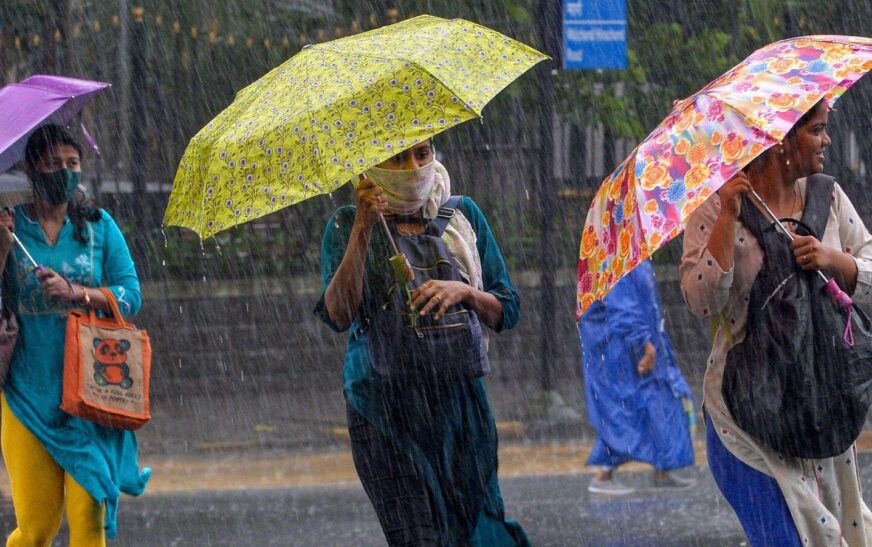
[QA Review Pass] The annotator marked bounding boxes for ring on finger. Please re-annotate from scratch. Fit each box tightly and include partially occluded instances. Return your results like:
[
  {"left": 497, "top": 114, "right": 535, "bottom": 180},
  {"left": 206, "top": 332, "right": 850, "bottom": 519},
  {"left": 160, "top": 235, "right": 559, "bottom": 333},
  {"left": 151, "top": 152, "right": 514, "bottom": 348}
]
[{"left": 433, "top": 295, "right": 442, "bottom": 304}]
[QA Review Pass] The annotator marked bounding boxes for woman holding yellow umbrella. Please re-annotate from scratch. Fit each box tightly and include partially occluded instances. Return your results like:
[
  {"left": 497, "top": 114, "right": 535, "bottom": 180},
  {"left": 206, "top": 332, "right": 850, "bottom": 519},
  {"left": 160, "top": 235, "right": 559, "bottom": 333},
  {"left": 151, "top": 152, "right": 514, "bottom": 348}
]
[
  {"left": 316, "top": 138, "right": 527, "bottom": 545},
  {"left": 164, "top": 15, "right": 545, "bottom": 547}
]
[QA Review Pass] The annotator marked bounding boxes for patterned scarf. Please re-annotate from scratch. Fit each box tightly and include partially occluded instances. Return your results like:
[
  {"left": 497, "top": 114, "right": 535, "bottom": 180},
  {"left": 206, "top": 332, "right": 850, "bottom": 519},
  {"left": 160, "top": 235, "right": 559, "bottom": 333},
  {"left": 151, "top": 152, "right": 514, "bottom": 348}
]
[{"left": 422, "top": 160, "right": 483, "bottom": 292}]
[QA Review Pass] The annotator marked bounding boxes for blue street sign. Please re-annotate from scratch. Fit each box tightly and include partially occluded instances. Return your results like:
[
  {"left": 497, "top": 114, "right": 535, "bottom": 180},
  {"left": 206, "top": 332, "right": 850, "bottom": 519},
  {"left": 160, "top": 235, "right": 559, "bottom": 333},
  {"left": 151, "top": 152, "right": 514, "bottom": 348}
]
[{"left": 563, "top": 0, "right": 628, "bottom": 70}]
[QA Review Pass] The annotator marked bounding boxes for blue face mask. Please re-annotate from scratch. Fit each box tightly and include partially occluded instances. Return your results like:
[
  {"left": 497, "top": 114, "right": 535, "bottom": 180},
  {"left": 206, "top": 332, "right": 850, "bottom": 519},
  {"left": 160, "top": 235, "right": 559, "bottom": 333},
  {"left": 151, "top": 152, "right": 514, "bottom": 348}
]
[{"left": 31, "top": 168, "right": 80, "bottom": 205}]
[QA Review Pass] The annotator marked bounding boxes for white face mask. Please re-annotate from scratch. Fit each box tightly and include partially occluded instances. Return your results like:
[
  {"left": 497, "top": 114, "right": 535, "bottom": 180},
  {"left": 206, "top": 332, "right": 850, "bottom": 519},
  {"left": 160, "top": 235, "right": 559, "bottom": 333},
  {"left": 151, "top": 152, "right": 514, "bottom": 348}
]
[{"left": 365, "top": 161, "right": 436, "bottom": 215}]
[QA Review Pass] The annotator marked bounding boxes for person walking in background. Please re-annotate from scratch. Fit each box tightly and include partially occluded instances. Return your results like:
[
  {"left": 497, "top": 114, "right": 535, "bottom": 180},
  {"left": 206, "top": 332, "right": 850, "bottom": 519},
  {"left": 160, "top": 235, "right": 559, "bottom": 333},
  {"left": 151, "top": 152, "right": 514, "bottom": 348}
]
[
  {"left": 0, "top": 124, "right": 149, "bottom": 545},
  {"left": 579, "top": 259, "right": 696, "bottom": 495}
]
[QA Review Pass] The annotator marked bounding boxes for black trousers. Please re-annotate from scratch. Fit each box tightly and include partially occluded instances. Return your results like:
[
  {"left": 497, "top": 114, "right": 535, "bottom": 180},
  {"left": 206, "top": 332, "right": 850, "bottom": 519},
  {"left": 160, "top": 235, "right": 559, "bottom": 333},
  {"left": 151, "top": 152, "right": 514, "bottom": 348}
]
[{"left": 346, "top": 403, "right": 441, "bottom": 547}]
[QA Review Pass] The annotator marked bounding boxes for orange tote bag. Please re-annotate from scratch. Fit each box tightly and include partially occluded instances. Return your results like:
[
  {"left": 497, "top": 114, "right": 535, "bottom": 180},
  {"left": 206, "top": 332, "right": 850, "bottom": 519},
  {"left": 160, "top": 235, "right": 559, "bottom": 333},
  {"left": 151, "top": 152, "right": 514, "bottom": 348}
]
[{"left": 61, "top": 288, "right": 151, "bottom": 430}]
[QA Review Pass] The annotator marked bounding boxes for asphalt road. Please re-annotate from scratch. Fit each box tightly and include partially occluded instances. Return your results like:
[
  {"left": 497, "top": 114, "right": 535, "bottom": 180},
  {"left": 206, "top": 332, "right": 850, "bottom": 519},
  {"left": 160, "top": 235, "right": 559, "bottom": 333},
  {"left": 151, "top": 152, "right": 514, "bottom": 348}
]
[
  {"left": 0, "top": 463, "right": 748, "bottom": 546},
  {"left": 8, "top": 451, "right": 872, "bottom": 545}
]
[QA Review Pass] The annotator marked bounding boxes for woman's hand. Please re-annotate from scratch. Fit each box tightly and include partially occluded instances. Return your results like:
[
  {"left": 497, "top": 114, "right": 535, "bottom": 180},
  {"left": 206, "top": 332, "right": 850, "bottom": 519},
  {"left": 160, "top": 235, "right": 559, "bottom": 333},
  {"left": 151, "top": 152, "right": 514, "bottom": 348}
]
[
  {"left": 717, "top": 171, "right": 753, "bottom": 220},
  {"left": 790, "top": 235, "right": 835, "bottom": 271},
  {"left": 0, "top": 208, "right": 15, "bottom": 256},
  {"left": 36, "top": 268, "right": 74, "bottom": 300},
  {"left": 353, "top": 176, "right": 387, "bottom": 231},
  {"left": 707, "top": 172, "right": 754, "bottom": 272},
  {"left": 411, "top": 280, "right": 471, "bottom": 320},
  {"left": 637, "top": 342, "right": 656, "bottom": 375},
  {"left": 790, "top": 234, "right": 859, "bottom": 292}
]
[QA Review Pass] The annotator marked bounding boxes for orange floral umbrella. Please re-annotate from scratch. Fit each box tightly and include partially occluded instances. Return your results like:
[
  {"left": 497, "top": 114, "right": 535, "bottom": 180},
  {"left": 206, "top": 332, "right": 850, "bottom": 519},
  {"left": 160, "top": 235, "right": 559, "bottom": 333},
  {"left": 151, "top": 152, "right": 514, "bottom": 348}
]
[{"left": 576, "top": 35, "right": 872, "bottom": 320}]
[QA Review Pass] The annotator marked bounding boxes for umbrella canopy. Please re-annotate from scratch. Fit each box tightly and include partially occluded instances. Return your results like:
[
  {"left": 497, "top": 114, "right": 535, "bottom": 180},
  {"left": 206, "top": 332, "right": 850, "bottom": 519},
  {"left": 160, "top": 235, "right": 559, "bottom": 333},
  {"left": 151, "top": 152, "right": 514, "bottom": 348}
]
[
  {"left": 0, "top": 75, "right": 110, "bottom": 173},
  {"left": 164, "top": 14, "right": 546, "bottom": 239},
  {"left": 576, "top": 35, "right": 872, "bottom": 319}
]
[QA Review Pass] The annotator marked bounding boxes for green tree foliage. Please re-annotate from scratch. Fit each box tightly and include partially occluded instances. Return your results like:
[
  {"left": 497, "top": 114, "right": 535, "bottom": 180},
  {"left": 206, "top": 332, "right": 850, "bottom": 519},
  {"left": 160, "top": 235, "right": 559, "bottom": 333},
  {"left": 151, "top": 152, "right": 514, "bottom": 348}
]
[{"left": 2, "top": 0, "right": 871, "bottom": 278}]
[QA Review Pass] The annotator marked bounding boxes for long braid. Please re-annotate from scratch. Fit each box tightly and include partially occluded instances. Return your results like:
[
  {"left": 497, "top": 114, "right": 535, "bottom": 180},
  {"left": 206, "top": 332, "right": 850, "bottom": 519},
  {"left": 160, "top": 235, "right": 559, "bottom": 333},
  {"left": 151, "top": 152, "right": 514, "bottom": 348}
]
[{"left": 68, "top": 194, "right": 102, "bottom": 244}]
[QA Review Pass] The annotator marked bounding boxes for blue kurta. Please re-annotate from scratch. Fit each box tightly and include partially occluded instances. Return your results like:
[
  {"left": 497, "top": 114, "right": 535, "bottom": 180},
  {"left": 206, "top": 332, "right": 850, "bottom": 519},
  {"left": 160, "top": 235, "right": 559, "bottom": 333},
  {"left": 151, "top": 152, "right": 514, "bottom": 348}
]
[
  {"left": 579, "top": 260, "right": 694, "bottom": 470},
  {"left": 315, "top": 197, "right": 528, "bottom": 546},
  {"left": 3, "top": 205, "right": 150, "bottom": 538}
]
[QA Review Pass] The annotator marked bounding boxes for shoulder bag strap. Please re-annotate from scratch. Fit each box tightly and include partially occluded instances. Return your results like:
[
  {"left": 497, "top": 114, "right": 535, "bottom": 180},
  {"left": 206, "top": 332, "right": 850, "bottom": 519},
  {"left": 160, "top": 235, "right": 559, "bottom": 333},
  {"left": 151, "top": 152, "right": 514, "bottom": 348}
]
[
  {"left": 427, "top": 195, "right": 463, "bottom": 237},
  {"left": 97, "top": 287, "right": 130, "bottom": 327},
  {"left": 800, "top": 174, "right": 835, "bottom": 240}
]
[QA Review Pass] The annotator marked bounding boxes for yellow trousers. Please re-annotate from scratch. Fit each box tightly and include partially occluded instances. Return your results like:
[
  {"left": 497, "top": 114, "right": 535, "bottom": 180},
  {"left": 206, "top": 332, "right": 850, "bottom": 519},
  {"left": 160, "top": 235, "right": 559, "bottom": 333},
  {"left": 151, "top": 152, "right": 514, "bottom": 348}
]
[{"left": 1, "top": 394, "right": 105, "bottom": 547}]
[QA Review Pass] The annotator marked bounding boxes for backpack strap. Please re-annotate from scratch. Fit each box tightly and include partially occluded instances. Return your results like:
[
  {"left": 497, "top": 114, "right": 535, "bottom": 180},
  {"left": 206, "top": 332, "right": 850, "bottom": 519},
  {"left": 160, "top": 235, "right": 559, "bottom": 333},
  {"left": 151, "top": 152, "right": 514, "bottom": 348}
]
[
  {"left": 800, "top": 174, "right": 835, "bottom": 240},
  {"left": 427, "top": 195, "right": 463, "bottom": 237},
  {"left": 738, "top": 175, "right": 835, "bottom": 243}
]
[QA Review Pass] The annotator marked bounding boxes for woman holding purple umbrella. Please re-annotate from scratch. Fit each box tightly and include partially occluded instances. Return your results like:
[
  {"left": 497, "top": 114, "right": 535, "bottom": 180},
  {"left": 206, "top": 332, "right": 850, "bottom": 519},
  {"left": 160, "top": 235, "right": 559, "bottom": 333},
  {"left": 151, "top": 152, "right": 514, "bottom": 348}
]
[
  {"left": 681, "top": 101, "right": 872, "bottom": 545},
  {"left": 0, "top": 124, "right": 149, "bottom": 545}
]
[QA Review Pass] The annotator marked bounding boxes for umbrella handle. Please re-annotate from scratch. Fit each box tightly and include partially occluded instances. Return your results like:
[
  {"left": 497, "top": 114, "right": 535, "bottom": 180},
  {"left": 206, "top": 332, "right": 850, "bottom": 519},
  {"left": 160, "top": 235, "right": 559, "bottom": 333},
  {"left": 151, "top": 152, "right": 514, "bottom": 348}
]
[
  {"left": 357, "top": 173, "right": 400, "bottom": 255},
  {"left": 11, "top": 232, "right": 41, "bottom": 272},
  {"left": 357, "top": 173, "right": 403, "bottom": 280},
  {"left": 379, "top": 214, "right": 400, "bottom": 256}
]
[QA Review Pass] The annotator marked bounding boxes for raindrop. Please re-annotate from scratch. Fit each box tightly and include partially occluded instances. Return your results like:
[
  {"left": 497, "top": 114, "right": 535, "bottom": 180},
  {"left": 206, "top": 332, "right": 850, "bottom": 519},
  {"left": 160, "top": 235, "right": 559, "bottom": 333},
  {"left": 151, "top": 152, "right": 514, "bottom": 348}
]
[
  {"left": 160, "top": 228, "right": 168, "bottom": 248},
  {"left": 179, "top": 305, "right": 183, "bottom": 315},
  {"left": 485, "top": 143, "right": 490, "bottom": 151}
]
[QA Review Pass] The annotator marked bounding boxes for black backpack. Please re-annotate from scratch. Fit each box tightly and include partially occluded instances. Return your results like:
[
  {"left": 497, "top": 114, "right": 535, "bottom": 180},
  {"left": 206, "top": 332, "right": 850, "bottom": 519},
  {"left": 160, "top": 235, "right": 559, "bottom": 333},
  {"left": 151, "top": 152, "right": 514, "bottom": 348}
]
[
  {"left": 358, "top": 196, "right": 490, "bottom": 382},
  {"left": 722, "top": 174, "right": 872, "bottom": 458}
]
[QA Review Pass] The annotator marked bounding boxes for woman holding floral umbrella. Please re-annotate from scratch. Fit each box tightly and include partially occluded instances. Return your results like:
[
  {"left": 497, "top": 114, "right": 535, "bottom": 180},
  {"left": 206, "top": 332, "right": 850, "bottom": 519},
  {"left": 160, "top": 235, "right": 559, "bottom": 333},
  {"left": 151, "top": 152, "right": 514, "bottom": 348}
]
[{"left": 682, "top": 100, "right": 872, "bottom": 545}]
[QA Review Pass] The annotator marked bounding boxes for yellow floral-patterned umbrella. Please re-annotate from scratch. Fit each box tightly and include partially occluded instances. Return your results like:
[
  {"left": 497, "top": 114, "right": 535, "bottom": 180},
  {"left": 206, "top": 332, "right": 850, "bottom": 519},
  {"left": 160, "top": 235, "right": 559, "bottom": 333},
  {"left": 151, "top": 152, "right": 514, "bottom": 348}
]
[{"left": 164, "top": 15, "right": 546, "bottom": 238}]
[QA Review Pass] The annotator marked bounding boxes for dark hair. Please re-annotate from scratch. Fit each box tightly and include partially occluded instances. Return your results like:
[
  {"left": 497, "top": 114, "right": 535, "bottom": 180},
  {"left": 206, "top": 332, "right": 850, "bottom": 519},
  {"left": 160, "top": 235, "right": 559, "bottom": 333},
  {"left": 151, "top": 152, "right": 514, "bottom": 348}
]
[
  {"left": 744, "top": 100, "right": 827, "bottom": 174},
  {"left": 24, "top": 124, "right": 83, "bottom": 169},
  {"left": 24, "top": 124, "right": 101, "bottom": 244},
  {"left": 785, "top": 99, "right": 826, "bottom": 144}
]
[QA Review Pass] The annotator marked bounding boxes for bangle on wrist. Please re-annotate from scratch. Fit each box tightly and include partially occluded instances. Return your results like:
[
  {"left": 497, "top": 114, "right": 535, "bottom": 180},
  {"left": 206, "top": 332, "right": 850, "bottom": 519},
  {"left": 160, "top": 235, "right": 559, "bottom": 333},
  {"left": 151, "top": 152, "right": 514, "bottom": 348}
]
[{"left": 80, "top": 287, "right": 91, "bottom": 307}]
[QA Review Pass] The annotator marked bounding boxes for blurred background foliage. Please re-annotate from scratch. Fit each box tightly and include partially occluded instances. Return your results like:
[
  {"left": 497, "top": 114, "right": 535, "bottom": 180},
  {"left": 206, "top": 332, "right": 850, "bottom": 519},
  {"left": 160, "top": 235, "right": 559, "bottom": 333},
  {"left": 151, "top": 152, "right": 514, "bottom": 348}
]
[{"left": 1, "top": 0, "right": 870, "bottom": 279}]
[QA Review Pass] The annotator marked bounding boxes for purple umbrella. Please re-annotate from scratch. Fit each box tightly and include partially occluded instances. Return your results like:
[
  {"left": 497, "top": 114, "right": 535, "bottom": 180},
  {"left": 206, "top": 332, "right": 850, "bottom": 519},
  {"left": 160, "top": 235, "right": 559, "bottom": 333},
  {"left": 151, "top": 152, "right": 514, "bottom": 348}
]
[{"left": 0, "top": 75, "right": 110, "bottom": 173}]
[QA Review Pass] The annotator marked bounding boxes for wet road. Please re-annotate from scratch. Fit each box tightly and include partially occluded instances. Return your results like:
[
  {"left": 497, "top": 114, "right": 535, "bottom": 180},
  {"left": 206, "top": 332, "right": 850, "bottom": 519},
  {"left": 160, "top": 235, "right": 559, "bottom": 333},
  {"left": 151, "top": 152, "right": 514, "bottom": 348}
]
[
  {"left": 6, "top": 452, "right": 872, "bottom": 545},
  {"left": 0, "top": 463, "right": 745, "bottom": 546}
]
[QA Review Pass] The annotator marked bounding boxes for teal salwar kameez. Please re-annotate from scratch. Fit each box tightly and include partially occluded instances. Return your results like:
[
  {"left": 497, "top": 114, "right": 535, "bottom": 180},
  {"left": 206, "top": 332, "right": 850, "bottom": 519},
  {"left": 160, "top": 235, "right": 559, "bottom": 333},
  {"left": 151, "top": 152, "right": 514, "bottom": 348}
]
[
  {"left": 3, "top": 205, "right": 150, "bottom": 538},
  {"left": 316, "top": 197, "right": 529, "bottom": 546}
]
